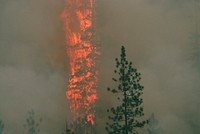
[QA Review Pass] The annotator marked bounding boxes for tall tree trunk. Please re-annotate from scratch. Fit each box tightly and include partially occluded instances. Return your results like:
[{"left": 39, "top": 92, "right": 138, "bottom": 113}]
[{"left": 124, "top": 90, "right": 128, "bottom": 134}]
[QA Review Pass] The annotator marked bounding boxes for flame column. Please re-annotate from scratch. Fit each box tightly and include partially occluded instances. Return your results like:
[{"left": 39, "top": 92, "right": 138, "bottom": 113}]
[{"left": 61, "top": 0, "right": 99, "bottom": 132}]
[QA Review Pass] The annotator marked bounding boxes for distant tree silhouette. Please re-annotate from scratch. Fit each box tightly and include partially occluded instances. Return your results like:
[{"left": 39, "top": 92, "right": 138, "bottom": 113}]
[
  {"left": 63, "top": 117, "right": 95, "bottom": 134},
  {"left": 23, "top": 110, "right": 42, "bottom": 134},
  {"left": 147, "top": 113, "right": 163, "bottom": 134},
  {"left": 62, "top": 121, "right": 74, "bottom": 134},
  {"left": 0, "top": 120, "right": 4, "bottom": 134},
  {"left": 105, "top": 46, "right": 148, "bottom": 134}
]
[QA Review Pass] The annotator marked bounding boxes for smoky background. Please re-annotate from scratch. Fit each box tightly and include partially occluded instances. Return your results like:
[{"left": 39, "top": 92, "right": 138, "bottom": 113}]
[{"left": 0, "top": 0, "right": 200, "bottom": 134}]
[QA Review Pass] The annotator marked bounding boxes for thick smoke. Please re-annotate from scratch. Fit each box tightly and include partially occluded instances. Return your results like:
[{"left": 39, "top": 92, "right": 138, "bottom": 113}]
[{"left": 0, "top": 0, "right": 200, "bottom": 134}]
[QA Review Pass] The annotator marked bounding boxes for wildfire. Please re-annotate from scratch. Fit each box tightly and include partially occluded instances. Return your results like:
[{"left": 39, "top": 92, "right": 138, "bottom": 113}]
[{"left": 61, "top": 0, "right": 98, "bottom": 129}]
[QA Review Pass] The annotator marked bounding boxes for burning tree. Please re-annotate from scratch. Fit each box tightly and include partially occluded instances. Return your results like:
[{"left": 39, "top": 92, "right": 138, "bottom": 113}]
[
  {"left": 106, "top": 46, "right": 148, "bottom": 134},
  {"left": 61, "top": 0, "right": 99, "bottom": 133}
]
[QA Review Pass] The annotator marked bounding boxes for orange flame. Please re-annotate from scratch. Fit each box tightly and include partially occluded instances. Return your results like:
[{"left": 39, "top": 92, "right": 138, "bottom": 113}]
[{"left": 61, "top": 0, "right": 98, "bottom": 127}]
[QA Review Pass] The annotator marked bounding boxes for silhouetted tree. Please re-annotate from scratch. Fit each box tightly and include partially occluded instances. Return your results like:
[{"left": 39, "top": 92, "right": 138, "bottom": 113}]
[
  {"left": 63, "top": 117, "right": 94, "bottom": 134},
  {"left": 62, "top": 121, "right": 74, "bottom": 134},
  {"left": 147, "top": 114, "right": 163, "bottom": 134},
  {"left": 106, "top": 46, "right": 148, "bottom": 134},
  {"left": 63, "top": 126, "right": 74, "bottom": 134},
  {"left": 0, "top": 120, "right": 4, "bottom": 134},
  {"left": 23, "top": 110, "right": 42, "bottom": 134}
]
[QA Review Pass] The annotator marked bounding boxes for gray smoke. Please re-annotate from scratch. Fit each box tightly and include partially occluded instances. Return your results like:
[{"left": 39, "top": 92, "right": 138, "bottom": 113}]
[{"left": 0, "top": 0, "right": 200, "bottom": 134}]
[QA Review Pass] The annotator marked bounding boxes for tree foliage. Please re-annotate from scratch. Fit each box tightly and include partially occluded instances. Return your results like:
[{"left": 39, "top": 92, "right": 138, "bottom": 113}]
[{"left": 106, "top": 46, "right": 148, "bottom": 134}]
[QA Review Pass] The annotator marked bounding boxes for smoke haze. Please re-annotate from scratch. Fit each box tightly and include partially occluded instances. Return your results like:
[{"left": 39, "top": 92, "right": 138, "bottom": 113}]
[{"left": 0, "top": 0, "right": 200, "bottom": 134}]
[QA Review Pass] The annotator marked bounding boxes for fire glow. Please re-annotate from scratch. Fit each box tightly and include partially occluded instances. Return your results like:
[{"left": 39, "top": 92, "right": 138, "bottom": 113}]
[{"left": 61, "top": 0, "right": 98, "bottom": 127}]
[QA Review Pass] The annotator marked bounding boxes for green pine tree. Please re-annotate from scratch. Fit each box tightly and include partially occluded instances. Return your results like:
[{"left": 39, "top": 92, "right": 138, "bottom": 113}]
[{"left": 106, "top": 46, "right": 148, "bottom": 134}]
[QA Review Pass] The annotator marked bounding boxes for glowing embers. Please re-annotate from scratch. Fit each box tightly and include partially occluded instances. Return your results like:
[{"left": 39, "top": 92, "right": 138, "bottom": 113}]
[{"left": 61, "top": 0, "right": 98, "bottom": 128}]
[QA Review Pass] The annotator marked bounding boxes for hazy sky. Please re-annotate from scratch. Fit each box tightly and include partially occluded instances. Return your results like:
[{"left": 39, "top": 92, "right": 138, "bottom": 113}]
[{"left": 0, "top": 0, "right": 200, "bottom": 134}]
